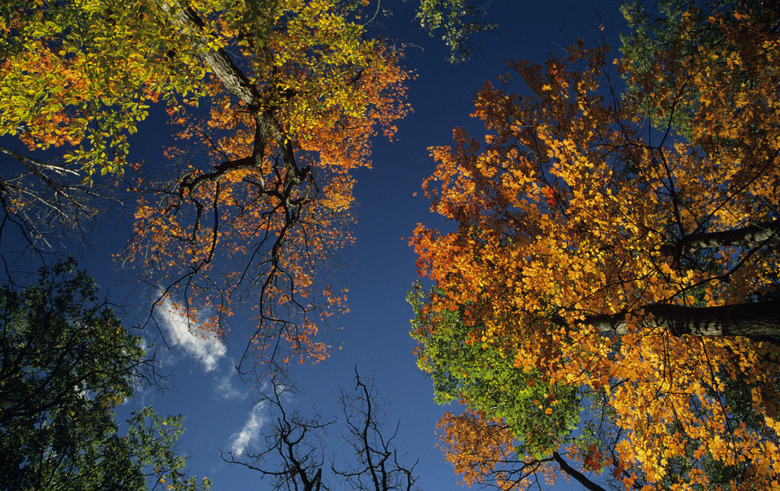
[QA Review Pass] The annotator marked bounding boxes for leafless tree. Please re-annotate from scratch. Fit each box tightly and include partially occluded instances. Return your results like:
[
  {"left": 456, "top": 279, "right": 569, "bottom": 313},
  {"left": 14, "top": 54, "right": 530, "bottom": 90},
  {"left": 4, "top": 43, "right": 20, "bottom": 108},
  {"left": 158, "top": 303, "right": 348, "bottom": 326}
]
[
  {"left": 222, "top": 369, "right": 418, "bottom": 490},
  {"left": 333, "top": 367, "right": 417, "bottom": 490}
]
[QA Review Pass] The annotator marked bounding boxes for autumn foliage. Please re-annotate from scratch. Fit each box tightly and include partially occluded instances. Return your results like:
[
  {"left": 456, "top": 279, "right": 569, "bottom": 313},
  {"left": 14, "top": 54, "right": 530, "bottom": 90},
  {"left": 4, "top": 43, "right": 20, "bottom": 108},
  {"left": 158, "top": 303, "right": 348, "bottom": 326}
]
[
  {"left": 412, "top": 5, "right": 780, "bottom": 489},
  {"left": 1, "top": 0, "right": 410, "bottom": 369},
  {"left": 0, "top": 0, "right": 206, "bottom": 178},
  {"left": 119, "top": 0, "right": 410, "bottom": 368}
]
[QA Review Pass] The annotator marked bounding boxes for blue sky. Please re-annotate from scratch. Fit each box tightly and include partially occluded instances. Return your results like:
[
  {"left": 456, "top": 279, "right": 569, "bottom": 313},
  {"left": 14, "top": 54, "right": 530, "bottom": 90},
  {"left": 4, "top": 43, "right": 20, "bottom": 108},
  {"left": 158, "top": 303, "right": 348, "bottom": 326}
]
[{"left": 4, "top": 1, "right": 633, "bottom": 489}]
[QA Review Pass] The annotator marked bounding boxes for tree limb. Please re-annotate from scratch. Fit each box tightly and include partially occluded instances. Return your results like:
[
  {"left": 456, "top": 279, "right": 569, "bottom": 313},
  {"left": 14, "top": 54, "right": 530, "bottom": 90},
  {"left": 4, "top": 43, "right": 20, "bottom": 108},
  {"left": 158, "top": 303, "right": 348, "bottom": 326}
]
[
  {"left": 660, "top": 220, "right": 780, "bottom": 257},
  {"left": 551, "top": 452, "right": 606, "bottom": 491},
  {"left": 587, "top": 299, "right": 780, "bottom": 340}
]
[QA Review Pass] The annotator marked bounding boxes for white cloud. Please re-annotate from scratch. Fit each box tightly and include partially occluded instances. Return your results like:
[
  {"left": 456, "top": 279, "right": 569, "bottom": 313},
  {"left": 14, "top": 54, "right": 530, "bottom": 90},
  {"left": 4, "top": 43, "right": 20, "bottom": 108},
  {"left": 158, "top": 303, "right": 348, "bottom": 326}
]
[
  {"left": 215, "top": 370, "right": 248, "bottom": 400},
  {"left": 158, "top": 299, "right": 226, "bottom": 372},
  {"left": 274, "top": 384, "right": 292, "bottom": 403},
  {"left": 229, "top": 401, "right": 269, "bottom": 456}
]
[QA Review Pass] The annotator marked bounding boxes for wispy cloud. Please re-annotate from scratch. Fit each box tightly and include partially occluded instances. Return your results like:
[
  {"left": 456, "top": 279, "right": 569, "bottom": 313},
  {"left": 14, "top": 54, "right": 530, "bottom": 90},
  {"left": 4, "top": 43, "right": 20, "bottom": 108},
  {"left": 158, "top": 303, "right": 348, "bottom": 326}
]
[
  {"left": 229, "top": 401, "right": 269, "bottom": 456},
  {"left": 158, "top": 299, "right": 226, "bottom": 372},
  {"left": 215, "top": 369, "right": 248, "bottom": 400}
]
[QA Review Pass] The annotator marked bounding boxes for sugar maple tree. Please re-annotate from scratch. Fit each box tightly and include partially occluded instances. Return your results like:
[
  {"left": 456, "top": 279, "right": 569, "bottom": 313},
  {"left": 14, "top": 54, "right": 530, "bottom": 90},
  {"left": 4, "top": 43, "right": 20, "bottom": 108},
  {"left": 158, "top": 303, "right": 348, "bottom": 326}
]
[
  {"left": 412, "top": 5, "right": 780, "bottom": 489},
  {"left": 435, "top": 408, "right": 610, "bottom": 490},
  {"left": 619, "top": 0, "right": 778, "bottom": 137},
  {"left": 410, "top": 288, "right": 625, "bottom": 490}
]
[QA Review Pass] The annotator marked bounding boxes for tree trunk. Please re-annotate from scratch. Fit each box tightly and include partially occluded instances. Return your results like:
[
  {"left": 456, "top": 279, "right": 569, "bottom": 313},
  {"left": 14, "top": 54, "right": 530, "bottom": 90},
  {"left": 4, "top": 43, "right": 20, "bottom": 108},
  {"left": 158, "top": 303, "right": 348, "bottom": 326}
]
[
  {"left": 160, "top": 2, "right": 298, "bottom": 172},
  {"left": 163, "top": 3, "right": 259, "bottom": 107},
  {"left": 660, "top": 220, "right": 780, "bottom": 257},
  {"left": 588, "top": 300, "right": 780, "bottom": 341}
]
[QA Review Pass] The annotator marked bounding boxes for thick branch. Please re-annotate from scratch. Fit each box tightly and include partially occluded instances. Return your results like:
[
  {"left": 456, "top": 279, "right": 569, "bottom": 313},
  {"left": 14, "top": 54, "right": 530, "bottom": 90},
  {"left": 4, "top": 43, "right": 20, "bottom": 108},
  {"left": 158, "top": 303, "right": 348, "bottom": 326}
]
[
  {"left": 0, "top": 146, "right": 80, "bottom": 177},
  {"left": 164, "top": 2, "right": 299, "bottom": 176},
  {"left": 588, "top": 299, "right": 780, "bottom": 340},
  {"left": 166, "top": 4, "right": 259, "bottom": 107},
  {"left": 551, "top": 452, "right": 606, "bottom": 491},
  {"left": 0, "top": 146, "right": 104, "bottom": 248},
  {"left": 660, "top": 220, "right": 780, "bottom": 256},
  {"left": 0, "top": 145, "right": 90, "bottom": 212},
  {"left": 179, "top": 155, "right": 256, "bottom": 195},
  {"left": 164, "top": 1, "right": 311, "bottom": 208}
]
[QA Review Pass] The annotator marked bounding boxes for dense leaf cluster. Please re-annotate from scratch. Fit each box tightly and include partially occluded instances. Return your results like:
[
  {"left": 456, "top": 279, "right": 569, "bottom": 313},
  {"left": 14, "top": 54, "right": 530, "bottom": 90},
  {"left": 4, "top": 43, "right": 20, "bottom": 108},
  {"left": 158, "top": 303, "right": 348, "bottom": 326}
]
[{"left": 0, "top": 259, "right": 209, "bottom": 490}]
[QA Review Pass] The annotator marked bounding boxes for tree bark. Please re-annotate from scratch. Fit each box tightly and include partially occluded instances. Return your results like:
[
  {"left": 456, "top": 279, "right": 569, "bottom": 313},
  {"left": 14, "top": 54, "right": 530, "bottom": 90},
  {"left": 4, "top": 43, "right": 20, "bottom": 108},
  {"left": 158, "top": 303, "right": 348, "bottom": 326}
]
[
  {"left": 660, "top": 220, "right": 780, "bottom": 257},
  {"left": 164, "top": 3, "right": 260, "bottom": 107},
  {"left": 588, "top": 299, "right": 780, "bottom": 340},
  {"left": 161, "top": 2, "right": 300, "bottom": 176}
]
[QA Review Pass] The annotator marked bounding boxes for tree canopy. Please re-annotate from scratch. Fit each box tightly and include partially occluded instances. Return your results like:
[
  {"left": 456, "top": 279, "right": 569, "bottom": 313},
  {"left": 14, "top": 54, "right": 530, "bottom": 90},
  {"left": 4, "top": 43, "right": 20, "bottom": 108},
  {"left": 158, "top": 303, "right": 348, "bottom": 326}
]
[
  {"left": 413, "top": 0, "right": 496, "bottom": 62},
  {"left": 4, "top": 0, "right": 780, "bottom": 488},
  {"left": 1, "top": 0, "right": 412, "bottom": 370},
  {"left": 120, "top": 0, "right": 411, "bottom": 369},
  {"left": 0, "top": 258, "right": 208, "bottom": 490},
  {"left": 411, "top": 2, "right": 780, "bottom": 488}
]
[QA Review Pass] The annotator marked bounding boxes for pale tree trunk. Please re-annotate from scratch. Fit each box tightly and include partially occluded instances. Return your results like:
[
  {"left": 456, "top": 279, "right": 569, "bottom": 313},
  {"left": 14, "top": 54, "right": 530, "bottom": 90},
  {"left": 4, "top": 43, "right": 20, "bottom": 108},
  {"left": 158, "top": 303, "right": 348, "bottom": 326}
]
[
  {"left": 160, "top": 2, "right": 300, "bottom": 176},
  {"left": 588, "top": 300, "right": 780, "bottom": 341},
  {"left": 660, "top": 220, "right": 780, "bottom": 257},
  {"left": 615, "top": 220, "right": 780, "bottom": 341}
]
